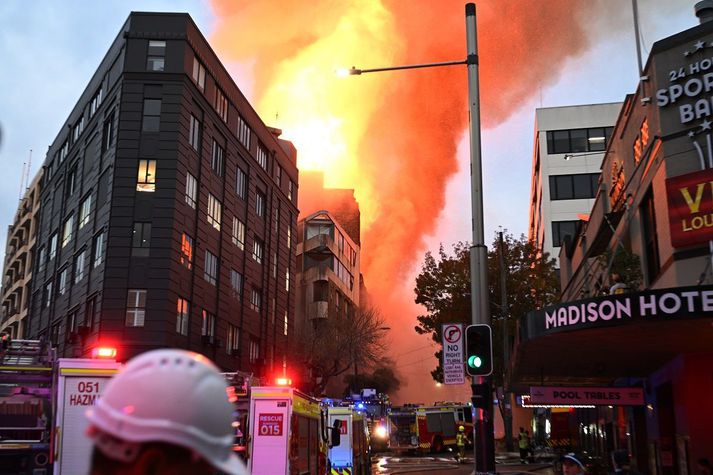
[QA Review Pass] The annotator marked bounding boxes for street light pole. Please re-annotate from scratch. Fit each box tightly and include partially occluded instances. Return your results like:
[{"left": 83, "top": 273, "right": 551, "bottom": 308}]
[{"left": 344, "top": 3, "right": 494, "bottom": 472}]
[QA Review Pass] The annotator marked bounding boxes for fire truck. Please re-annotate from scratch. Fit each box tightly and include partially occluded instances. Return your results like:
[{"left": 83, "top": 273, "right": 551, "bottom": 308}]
[
  {"left": 248, "top": 385, "right": 337, "bottom": 475},
  {"left": 0, "top": 338, "right": 119, "bottom": 474},
  {"left": 387, "top": 403, "right": 474, "bottom": 453},
  {"left": 326, "top": 405, "right": 370, "bottom": 475}
]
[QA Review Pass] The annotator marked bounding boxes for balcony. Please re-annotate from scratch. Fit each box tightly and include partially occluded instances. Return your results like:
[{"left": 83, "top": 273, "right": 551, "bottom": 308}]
[{"left": 307, "top": 301, "right": 329, "bottom": 321}]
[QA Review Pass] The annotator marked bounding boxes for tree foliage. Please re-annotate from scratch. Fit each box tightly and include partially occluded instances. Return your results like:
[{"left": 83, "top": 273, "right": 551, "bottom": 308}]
[
  {"left": 414, "top": 233, "right": 559, "bottom": 383},
  {"left": 294, "top": 305, "right": 389, "bottom": 396},
  {"left": 343, "top": 362, "right": 401, "bottom": 396}
]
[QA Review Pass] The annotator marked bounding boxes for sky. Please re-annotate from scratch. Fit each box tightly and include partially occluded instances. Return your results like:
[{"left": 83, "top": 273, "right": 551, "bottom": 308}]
[{"left": 0, "top": 0, "right": 699, "bottom": 403}]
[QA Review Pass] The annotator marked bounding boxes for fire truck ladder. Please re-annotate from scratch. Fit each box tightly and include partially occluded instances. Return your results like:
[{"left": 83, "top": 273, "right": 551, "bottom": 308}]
[{"left": 0, "top": 339, "right": 55, "bottom": 445}]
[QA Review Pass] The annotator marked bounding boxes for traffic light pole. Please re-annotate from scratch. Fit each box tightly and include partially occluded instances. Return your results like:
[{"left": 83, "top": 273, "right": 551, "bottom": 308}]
[{"left": 466, "top": 4, "right": 496, "bottom": 474}]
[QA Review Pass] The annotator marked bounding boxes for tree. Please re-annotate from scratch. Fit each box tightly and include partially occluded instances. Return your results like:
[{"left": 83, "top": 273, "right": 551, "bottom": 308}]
[
  {"left": 414, "top": 232, "right": 559, "bottom": 383},
  {"left": 294, "top": 305, "right": 388, "bottom": 396},
  {"left": 343, "top": 361, "right": 401, "bottom": 396}
]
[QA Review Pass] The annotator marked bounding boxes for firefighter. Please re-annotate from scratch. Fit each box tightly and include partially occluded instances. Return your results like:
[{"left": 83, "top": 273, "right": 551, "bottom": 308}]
[
  {"left": 85, "top": 349, "right": 248, "bottom": 475},
  {"left": 455, "top": 425, "right": 467, "bottom": 463}
]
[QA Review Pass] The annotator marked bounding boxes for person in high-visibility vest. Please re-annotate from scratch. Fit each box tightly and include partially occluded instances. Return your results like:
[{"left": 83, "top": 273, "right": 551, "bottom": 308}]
[{"left": 455, "top": 426, "right": 467, "bottom": 463}]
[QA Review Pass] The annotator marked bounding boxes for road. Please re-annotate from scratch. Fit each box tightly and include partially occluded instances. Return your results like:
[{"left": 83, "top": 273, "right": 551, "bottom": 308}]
[{"left": 371, "top": 453, "right": 555, "bottom": 474}]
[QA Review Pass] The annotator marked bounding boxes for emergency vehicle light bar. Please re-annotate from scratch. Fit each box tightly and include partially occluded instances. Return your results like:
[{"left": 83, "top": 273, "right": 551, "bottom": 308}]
[
  {"left": 92, "top": 347, "right": 117, "bottom": 359},
  {"left": 275, "top": 377, "right": 292, "bottom": 386}
]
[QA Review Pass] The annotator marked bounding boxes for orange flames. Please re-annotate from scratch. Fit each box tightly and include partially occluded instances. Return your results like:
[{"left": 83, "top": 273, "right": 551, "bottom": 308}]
[{"left": 210, "top": 0, "right": 594, "bottom": 398}]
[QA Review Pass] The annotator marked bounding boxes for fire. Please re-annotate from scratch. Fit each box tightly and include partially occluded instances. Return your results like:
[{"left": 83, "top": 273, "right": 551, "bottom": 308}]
[{"left": 210, "top": 0, "right": 595, "bottom": 399}]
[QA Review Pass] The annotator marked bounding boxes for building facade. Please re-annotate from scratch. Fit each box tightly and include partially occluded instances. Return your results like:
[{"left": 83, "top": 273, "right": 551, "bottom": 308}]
[
  {"left": 27, "top": 13, "right": 298, "bottom": 376},
  {"left": 528, "top": 103, "right": 620, "bottom": 266},
  {"left": 514, "top": 5, "right": 713, "bottom": 473},
  {"left": 1, "top": 170, "right": 42, "bottom": 339}
]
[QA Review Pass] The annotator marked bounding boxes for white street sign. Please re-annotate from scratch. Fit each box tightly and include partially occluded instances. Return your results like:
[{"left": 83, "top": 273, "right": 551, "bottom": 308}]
[{"left": 442, "top": 323, "right": 465, "bottom": 385}]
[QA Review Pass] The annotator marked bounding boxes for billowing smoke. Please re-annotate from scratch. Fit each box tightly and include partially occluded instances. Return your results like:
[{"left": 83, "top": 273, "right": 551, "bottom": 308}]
[{"left": 209, "top": 0, "right": 600, "bottom": 398}]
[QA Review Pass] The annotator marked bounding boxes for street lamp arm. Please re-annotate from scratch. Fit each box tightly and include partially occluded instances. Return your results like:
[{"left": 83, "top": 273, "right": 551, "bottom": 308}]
[{"left": 348, "top": 59, "right": 467, "bottom": 75}]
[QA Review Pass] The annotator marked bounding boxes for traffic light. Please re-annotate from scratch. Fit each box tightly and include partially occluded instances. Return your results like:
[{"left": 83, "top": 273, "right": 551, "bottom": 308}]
[{"left": 465, "top": 324, "right": 493, "bottom": 377}]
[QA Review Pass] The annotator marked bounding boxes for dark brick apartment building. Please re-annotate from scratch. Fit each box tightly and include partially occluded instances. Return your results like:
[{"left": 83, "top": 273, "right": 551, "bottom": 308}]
[{"left": 28, "top": 12, "right": 298, "bottom": 375}]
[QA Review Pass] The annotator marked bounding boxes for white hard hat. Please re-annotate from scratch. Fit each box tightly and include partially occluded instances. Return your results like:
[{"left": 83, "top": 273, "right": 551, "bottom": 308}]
[{"left": 86, "top": 349, "right": 248, "bottom": 475}]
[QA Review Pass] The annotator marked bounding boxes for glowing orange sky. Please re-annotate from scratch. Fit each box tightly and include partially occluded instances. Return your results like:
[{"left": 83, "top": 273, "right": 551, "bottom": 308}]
[{"left": 210, "top": 0, "right": 594, "bottom": 401}]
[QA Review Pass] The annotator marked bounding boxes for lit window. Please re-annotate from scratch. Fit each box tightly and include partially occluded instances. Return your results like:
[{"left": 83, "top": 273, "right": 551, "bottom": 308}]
[
  {"left": 180, "top": 233, "right": 193, "bottom": 270},
  {"left": 62, "top": 215, "right": 74, "bottom": 248},
  {"left": 286, "top": 222, "right": 291, "bottom": 248},
  {"left": 125, "top": 289, "right": 147, "bottom": 327},
  {"left": 284, "top": 310, "right": 288, "bottom": 336},
  {"left": 256, "top": 143, "right": 268, "bottom": 170},
  {"left": 146, "top": 40, "right": 166, "bottom": 71},
  {"left": 79, "top": 195, "right": 92, "bottom": 229},
  {"left": 189, "top": 113, "right": 201, "bottom": 151},
  {"left": 285, "top": 268, "right": 290, "bottom": 292},
  {"left": 252, "top": 238, "right": 263, "bottom": 264},
  {"left": 232, "top": 217, "right": 245, "bottom": 250},
  {"left": 74, "top": 250, "right": 85, "bottom": 284},
  {"left": 204, "top": 250, "right": 218, "bottom": 285},
  {"left": 288, "top": 180, "right": 294, "bottom": 201},
  {"left": 185, "top": 173, "right": 197, "bottom": 208},
  {"left": 192, "top": 56, "right": 206, "bottom": 91},
  {"left": 237, "top": 115, "right": 251, "bottom": 149},
  {"left": 142, "top": 99, "right": 161, "bottom": 132},
  {"left": 227, "top": 324, "right": 239, "bottom": 354},
  {"left": 176, "top": 297, "right": 189, "bottom": 335},
  {"left": 137, "top": 160, "right": 156, "bottom": 192},
  {"left": 236, "top": 168, "right": 248, "bottom": 199},
  {"left": 207, "top": 194, "right": 222, "bottom": 230},
  {"left": 214, "top": 87, "right": 228, "bottom": 122},
  {"left": 201, "top": 310, "right": 215, "bottom": 337}
]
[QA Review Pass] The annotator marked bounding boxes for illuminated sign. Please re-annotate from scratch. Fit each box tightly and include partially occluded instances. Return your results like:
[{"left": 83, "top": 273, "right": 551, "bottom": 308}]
[
  {"left": 530, "top": 386, "right": 645, "bottom": 406},
  {"left": 666, "top": 168, "right": 713, "bottom": 247}
]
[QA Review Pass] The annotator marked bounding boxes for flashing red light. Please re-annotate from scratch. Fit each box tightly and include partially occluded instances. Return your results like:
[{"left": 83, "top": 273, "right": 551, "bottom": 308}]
[
  {"left": 92, "top": 347, "right": 117, "bottom": 359},
  {"left": 276, "top": 377, "right": 292, "bottom": 386}
]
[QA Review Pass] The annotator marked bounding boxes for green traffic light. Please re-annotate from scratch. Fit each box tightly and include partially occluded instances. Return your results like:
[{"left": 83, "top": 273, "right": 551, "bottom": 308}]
[{"left": 467, "top": 355, "right": 482, "bottom": 368}]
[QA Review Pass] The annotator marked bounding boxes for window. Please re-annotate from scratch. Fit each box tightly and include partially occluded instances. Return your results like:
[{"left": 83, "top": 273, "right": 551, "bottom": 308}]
[
  {"left": 236, "top": 168, "right": 248, "bottom": 199},
  {"left": 89, "top": 87, "right": 103, "bottom": 117},
  {"left": 546, "top": 127, "right": 614, "bottom": 154},
  {"left": 250, "top": 288, "right": 262, "bottom": 312},
  {"left": 641, "top": 188, "right": 660, "bottom": 283},
  {"left": 85, "top": 295, "right": 99, "bottom": 329},
  {"left": 207, "top": 194, "right": 222, "bottom": 230},
  {"left": 44, "top": 282, "right": 53, "bottom": 308},
  {"left": 284, "top": 310, "right": 288, "bottom": 336},
  {"left": 58, "top": 267, "right": 69, "bottom": 295},
  {"left": 255, "top": 191, "right": 266, "bottom": 218},
  {"left": 49, "top": 233, "right": 58, "bottom": 260},
  {"left": 189, "top": 114, "right": 201, "bottom": 151},
  {"left": 72, "top": 116, "right": 84, "bottom": 143},
  {"left": 271, "top": 251, "right": 277, "bottom": 278},
  {"left": 67, "top": 309, "right": 78, "bottom": 335},
  {"left": 92, "top": 232, "right": 105, "bottom": 268},
  {"left": 59, "top": 141, "right": 69, "bottom": 162},
  {"left": 185, "top": 173, "right": 197, "bottom": 208},
  {"left": 274, "top": 163, "right": 282, "bottom": 186},
  {"left": 146, "top": 40, "right": 166, "bottom": 71},
  {"left": 230, "top": 269, "right": 243, "bottom": 299},
  {"left": 252, "top": 238, "right": 263, "bottom": 264},
  {"left": 102, "top": 111, "right": 115, "bottom": 153},
  {"left": 237, "top": 115, "right": 251, "bottom": 149},
  {"left": 211, "top": 139, "right": 225, "bottom": 176},
  {"left": 551, "top": 220, "right": 579, "bottom": 247},
  {"left": 232, "top": 217, "right": 245, "bottom": 250},
  {"left": 549, "top": 173, "right": 600, "bottom": 200},
  {"left": 176, "top": 297, "right": 189, "bottom": 335},
  {"left": 271, "top": 297, "right": 276, "bottom": 326},
  {"left": 37, "top": 246, "right": 46, "bottom": 272},
  {"left": 256, "top": 143, "right": 268, "bottom": 170},
  {"left": 79, "top": 195, "right": 92, "bottom": 229},
  {"left": 285, "top": 268, "right": 290, "bottom": 292},
  {"left": 201, "top": 310, "right": 215, "bottom": 337},
  {"left": 286, "top": 222, "right": 291, "bottom": 248},
  {"left": 142, "top": 99, "right": 161, "bottom": 132},
  {"left": 74, "top": 250, "right": 85, "bottom": 284},
  {"left": 204, "top": 250, "right": 218, "bottom": 285},
  {"left": 227, "top": 324, "right": 239, "bottom": 354},
  {"left": 126, "top": 289, "right": 147, "bottom": 327},
  {"left": 288, "top": 180, "right": 294, "bottom": 202},
  {"left": 66, "top": 165, "right": 77, "bottom": 198},
  {"left": 62, "top": 215, "right": 74, "bottom": 248},
  {"left": 249, "top": 338, "right": 260, "bottom": 363},
  {"left": 132, "top": 222, "right": 151, "bottom": 257},
  {"left": 192, "top": 56, "right": 206, "bottom": 90},
  {"left": 214, "top": 87, "right": 228, "bottom": 122},
  {"left": 180, "top": 233, "right": 194, "bottom": 270},
  {"left": 137, "top": 160, "right": 156, "bottom": 192}
]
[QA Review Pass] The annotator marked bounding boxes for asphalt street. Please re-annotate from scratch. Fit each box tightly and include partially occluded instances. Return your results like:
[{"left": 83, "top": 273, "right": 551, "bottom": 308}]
[{"left": 371, "top": 453, "right": 555, "bottom": 474}]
